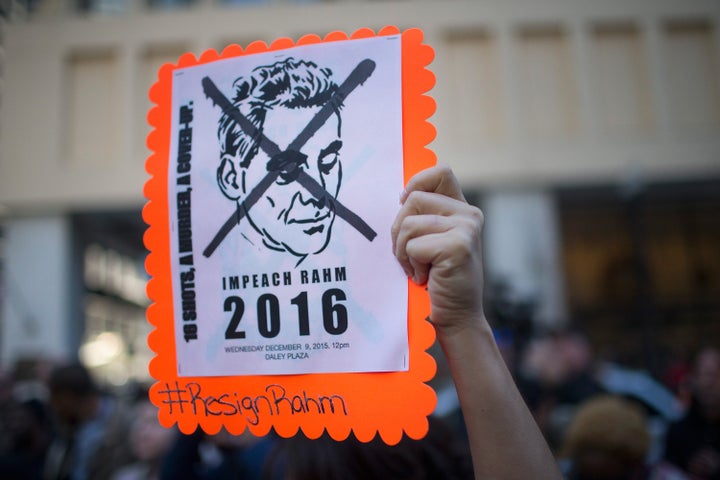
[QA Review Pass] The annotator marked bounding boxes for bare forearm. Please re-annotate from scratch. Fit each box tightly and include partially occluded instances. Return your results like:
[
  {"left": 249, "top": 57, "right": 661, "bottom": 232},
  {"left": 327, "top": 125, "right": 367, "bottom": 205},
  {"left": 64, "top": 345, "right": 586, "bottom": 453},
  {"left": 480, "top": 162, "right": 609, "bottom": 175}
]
[
  {"left": 392, "top": 165, "right": 560, "bottom": 478},
  {"left": 437, "top": 321, "right": 561, "bottom": 480}
]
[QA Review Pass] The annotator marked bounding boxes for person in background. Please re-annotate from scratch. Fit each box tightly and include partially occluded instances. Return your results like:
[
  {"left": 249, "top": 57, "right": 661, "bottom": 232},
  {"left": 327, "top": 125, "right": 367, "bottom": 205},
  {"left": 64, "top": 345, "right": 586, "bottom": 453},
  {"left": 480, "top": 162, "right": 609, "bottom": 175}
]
[
  {"left": 518, "top": 329, "right": 605, "bottom": 451},
  {"left": 560, "top": 395, "right": 650, "bottom": 480},
  {"left": 264, "top": 415, "right": 473, "bottom": 480},
  {"left": 111, "top": 397, "right": 176, "bottom": 480},
  {"left": 663, "top": 347, "right": 720, "bottom": 479},
  {"left": 43, "top": 362, "right": 133, "bottom": 480},
  {"left": 159, "top": 427, "right": 275, "bottom": 480},
  {"left": 0, "top": 396, "right": 53, "bottom": 480}
]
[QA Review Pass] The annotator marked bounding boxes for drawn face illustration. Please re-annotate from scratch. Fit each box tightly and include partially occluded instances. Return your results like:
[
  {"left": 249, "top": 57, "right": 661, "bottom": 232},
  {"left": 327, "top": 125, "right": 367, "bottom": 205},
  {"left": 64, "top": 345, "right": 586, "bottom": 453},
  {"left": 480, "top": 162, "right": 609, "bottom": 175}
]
[
  {"left": 207, "top": 57, "right": 376, "bottom": 261},
  {"left": 240, "top": 105, "right": 342, "bottom": 257}
]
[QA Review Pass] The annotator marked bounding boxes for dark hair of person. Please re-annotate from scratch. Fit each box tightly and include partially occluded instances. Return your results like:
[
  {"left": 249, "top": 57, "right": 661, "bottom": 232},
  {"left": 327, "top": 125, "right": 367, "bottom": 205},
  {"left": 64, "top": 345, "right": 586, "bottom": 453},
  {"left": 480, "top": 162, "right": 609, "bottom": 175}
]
[
  {"left": 47, "top": 363, "right": 99, "bottom": 397},
  {"left": 263, "top": 415, "right": 473, "bottom": 480}
]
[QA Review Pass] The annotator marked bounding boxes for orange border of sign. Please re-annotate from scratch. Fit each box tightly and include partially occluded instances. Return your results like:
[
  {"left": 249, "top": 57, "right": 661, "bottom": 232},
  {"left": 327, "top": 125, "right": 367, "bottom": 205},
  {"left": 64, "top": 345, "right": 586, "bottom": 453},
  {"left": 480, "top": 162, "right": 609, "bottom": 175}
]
[{"left": 143, "top": 26, "right": 437, "bottom": 445}]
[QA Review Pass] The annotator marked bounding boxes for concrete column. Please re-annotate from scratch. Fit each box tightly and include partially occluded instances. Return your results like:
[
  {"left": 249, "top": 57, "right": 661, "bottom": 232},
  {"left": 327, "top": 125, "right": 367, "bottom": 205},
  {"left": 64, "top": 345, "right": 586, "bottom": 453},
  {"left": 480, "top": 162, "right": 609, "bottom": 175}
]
[
  {"left": 1, "top": 215, "right": 79, "bottom": 368},
  {"left": 482, "top": 190, "right": 567, "bottom": 328}
]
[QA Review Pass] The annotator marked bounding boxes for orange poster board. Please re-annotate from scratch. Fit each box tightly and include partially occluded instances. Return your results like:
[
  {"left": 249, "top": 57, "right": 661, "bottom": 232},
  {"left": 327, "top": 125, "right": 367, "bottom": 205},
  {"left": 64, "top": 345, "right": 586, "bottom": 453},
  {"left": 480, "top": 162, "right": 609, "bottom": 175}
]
[{"left": 143, "top": 26, "right": 437, "bottom": 444}]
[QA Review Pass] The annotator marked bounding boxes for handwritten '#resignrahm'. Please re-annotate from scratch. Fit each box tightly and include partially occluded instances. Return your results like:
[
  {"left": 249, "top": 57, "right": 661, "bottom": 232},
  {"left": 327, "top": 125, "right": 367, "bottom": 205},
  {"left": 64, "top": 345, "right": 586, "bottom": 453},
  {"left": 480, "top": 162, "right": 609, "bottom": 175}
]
[{"left": 157, "top": 382, "right": 348, "bottom": 425}]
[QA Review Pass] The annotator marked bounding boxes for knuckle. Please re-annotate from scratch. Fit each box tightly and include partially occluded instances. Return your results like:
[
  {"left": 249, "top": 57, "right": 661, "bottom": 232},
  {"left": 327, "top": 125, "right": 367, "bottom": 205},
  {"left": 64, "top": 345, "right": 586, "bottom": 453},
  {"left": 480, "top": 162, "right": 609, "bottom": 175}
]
[
  {"left": 404, "top": 189, "right": 423, "bottom": 204},
  {"left": 469, "top": 205, "right": 484, "bottom": 227},
  {"left": 453, "top": 218, "right": 482, "bottom": 256},
  {"left": 436, "top": 164, "right": 453, "bottom": 178}
]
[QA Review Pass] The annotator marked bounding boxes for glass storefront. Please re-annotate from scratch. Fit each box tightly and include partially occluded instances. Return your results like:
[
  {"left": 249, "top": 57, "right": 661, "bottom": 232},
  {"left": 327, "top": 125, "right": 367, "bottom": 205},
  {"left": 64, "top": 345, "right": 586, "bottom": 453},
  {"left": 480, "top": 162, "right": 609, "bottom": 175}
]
[
  {"left": 558, "top": 178, "right": 720, "bottom": 374},
  {"left": 73, "top": 211, "right": 151, "bottom": 388}
]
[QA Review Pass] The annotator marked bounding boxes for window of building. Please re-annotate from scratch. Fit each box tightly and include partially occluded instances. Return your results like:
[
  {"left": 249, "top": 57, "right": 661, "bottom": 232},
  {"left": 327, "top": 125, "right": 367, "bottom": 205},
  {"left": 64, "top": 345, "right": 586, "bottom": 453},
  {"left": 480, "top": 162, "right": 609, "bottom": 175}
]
[{"left": 557, "top": 178, "right": 720, "bottom": 373}]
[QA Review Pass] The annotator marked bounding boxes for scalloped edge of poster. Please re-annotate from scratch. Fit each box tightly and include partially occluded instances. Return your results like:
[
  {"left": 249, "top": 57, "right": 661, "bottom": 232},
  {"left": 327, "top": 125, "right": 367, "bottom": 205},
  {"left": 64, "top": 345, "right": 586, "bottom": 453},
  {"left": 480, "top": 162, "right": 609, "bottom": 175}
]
[{"left": 143, "top": 26, "right": 437, "bottom": 445}]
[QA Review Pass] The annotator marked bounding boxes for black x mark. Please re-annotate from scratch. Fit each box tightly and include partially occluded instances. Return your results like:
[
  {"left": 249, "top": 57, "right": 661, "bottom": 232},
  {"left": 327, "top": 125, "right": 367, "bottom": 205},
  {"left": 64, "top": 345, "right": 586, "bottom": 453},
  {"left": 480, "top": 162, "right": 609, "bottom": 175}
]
[{"left": 202, "top": 59, "right": 378, "bottom": 258}]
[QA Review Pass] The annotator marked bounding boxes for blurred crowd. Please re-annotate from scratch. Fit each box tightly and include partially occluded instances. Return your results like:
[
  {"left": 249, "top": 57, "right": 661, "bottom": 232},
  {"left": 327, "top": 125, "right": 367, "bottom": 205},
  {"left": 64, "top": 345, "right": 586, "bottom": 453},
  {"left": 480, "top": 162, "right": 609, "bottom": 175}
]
[
  {"left": 517, "top": 335, "right": 720, "bottom": 480},
  {"left": 0, "top": 336, "right": 717, "bottom": 480}
]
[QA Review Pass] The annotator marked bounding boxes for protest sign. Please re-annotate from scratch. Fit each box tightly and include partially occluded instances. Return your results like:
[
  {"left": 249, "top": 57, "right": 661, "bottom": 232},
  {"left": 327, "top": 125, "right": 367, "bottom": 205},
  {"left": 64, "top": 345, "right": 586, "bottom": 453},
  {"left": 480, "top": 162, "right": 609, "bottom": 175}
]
[{"left": 144, "top": 26, "right": 437, "bottom": 444}]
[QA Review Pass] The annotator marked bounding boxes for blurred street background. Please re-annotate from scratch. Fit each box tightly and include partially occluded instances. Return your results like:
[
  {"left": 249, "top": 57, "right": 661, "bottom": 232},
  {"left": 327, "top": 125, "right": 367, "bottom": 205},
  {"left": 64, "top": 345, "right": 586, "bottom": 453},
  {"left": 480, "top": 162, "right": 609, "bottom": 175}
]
[{"left": 0, "top": 0, "right": 719, "bottom": 479}]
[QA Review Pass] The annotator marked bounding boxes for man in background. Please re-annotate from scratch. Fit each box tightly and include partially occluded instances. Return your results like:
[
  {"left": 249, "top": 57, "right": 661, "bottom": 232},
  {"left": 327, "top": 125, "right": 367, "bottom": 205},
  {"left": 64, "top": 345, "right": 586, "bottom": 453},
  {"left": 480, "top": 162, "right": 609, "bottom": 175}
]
[
  {"left": 43, "top": 363, "right": 133, "bottom": 480},
  {"left": 664, "top": 347, "right": 720, "bottom": 479}
]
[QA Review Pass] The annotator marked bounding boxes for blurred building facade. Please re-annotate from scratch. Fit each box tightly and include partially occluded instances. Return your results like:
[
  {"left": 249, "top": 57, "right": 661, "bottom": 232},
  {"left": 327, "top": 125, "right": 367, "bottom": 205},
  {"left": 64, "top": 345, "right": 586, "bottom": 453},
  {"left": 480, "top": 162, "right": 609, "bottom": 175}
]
[{"left": 0, "top": 0, "right": 719, "bottom": 384}]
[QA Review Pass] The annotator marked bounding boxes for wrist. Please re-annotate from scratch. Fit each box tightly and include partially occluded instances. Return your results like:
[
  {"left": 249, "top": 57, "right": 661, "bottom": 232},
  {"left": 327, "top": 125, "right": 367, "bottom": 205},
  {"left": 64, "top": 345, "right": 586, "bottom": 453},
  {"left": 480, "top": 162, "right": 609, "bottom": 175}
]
[
  {"left": 435, "top": 314, "right": 497, "bottom": 361},
  {"left": 433, "top": 310, "right": 491, "bottom": 340}
]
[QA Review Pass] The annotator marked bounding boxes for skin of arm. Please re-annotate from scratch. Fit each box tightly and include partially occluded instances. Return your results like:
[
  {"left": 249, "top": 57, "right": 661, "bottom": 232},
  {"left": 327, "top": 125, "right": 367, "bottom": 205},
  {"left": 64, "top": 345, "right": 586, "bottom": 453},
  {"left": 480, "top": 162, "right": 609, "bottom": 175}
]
[{"left": 391, "top": 165, "right": 561, "bottom": 480}]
